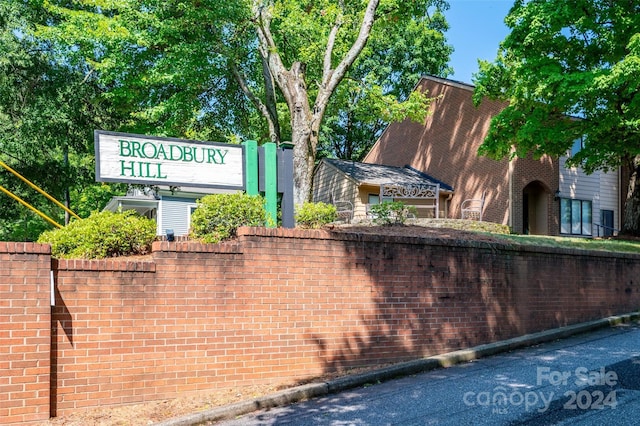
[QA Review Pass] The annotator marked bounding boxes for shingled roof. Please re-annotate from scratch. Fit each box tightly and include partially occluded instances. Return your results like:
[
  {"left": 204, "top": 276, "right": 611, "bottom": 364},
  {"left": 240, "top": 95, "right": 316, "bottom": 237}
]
[{"left": 322, "top": 158, "right": 454, "bottom": 192}]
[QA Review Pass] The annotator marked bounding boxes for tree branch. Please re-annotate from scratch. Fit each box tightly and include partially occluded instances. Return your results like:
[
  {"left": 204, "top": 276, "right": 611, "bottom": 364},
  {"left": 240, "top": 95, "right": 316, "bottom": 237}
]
[
  {"left": 253, "top": 1, "right": 292, "bottom": 102},
  {"left": 314, "top": 0, "right": 380, "bottom": 124},
  {"left": 261, "top": 55, "right": 281, "bottom": 142},
  {"left": 229, "top": 61, "right": 280, "bottom": 143},
  {"left": 323, "top": 0, "right": 344, "bottom": 79}
]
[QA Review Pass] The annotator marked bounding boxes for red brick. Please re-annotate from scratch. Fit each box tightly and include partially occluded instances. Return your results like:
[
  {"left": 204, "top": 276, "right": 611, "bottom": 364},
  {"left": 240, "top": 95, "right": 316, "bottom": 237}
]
[{"left": 4, "top": 231, "right": 640, "bottom": 422}]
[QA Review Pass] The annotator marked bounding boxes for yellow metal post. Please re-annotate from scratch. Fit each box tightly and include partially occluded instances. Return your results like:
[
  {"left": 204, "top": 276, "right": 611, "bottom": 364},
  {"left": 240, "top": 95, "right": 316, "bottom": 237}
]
[
  {"left": 0, "top": 184, "right": 62, "bottom": 228},
  {"left": 0, "top": 159, "right": 80, "bottom": 220}
]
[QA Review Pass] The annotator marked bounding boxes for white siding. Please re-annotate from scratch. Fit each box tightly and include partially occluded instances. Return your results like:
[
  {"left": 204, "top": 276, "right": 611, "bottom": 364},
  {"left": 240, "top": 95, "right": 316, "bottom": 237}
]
[
  {"left": 559, "top": 156, "right": 619, "bottom": 234},
  {"left": 160, "top": 196, "right": 198, "bottom": 236},
  {"left": 599, "top": 168, "right": 619, "bottom": 232}
]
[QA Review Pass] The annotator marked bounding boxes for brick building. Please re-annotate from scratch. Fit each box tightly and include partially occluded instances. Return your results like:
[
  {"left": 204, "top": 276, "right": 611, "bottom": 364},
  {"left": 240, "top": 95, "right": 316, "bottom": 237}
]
[{"left": 361, "top": 75, "right": 620, "bottom": 236}]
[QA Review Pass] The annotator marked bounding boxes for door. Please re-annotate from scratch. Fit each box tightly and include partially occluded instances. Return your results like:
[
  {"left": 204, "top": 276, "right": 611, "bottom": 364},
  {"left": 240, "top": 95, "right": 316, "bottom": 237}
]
[
  {"left": 522, "top": 181, "right": 549, "bottom": 235},
  {"left": 601, "top": 210, "right": 614, "bottom": 237}
]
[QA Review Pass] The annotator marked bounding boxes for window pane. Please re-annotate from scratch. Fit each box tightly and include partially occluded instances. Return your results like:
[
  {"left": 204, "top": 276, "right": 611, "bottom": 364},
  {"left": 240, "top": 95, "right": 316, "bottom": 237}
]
[
  {"left": 571, "top": 200, "right": 582, "bottom": 234},
  {"left": 368, "top": 194, "right": 380, "bottom": 205},
  {"left": 582, "top": 201, "right": 592, "bottom": 235},
  {"left": 560, "top": 199, "right": 571, "bottom": 234},
  {"left": 571, "top": 137, "right": 583, "bottom": 157}
]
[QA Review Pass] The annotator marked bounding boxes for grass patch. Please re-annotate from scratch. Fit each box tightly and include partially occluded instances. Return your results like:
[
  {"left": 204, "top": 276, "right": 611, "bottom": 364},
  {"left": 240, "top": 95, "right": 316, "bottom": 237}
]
[
  {"left": 495, "top": 233, "right": 640, "bottom": 254},
  {"left": 411, "top": 218, "right": 510, "bottom": 235},
  {"left": 414, "top": 219, "right": 640, "bottom": 254}
]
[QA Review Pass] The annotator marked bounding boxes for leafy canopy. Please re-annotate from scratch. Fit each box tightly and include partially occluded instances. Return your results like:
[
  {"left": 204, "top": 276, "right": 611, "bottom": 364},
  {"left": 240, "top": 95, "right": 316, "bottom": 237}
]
[
  {"left": 0, "top": 0, "right": 124, "bottom": 240},
  {"left": 34, "top": 0, "right": 451, "bottom": 154},
  {"left": 25, "top": 0, "right": 453, "bottom": 207},
  {"left": 320, "top": 1, "right": 452, "bottom": 160},
  {"left": 473, "top": 0, "right": 640, "bottom": 174}
]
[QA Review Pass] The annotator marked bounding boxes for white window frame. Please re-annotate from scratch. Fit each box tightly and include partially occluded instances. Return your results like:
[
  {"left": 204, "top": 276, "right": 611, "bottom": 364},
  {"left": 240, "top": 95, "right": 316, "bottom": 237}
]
[{"left": 186, "top": 203, "right": 198, "bottom": 230}]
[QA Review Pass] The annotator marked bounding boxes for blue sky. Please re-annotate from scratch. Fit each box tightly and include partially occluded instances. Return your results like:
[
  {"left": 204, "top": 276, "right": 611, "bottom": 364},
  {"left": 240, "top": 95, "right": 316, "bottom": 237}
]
[{"left": 444, "top": 0, "right": 513, "bottom": 84}]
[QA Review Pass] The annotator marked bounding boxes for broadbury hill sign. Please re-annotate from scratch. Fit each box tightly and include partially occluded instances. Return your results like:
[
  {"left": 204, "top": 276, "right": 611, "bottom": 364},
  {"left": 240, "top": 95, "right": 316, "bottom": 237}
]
[{"left": 94, "top": 130, "right": 244, "bottom": 190}]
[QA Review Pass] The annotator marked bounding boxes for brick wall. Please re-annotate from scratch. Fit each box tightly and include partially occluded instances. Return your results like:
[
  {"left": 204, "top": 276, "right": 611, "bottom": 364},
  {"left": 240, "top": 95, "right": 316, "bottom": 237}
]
[
  {"left": 512, "top": 156, "right": 560, "bottom": 235},
  {"left": 0, "top": 243, "right": 51, "bottom": 425},
  {"left": 363, "top": 76, "right": 560, "bottom": 233},
  {"left": 4, "top": 228, "right": 640, "bottom": 423},
  {"left": 364, "top": 77, "right": 512, "bottom": 224}
]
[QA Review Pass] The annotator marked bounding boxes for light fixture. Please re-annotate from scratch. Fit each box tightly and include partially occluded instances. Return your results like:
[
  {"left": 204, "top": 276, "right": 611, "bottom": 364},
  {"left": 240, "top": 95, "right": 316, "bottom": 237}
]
[
  {"left": 166, "top": 229, "right": 175, "bottom": 242},
  {"left": 554, "top": 189, "right": 561, "bottom": 201}
]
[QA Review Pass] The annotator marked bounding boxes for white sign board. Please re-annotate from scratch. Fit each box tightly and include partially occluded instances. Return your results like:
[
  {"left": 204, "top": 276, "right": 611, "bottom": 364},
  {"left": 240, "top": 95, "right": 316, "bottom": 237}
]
[{"left": 94, "top": 130, "right": 244, "bottom": 190}]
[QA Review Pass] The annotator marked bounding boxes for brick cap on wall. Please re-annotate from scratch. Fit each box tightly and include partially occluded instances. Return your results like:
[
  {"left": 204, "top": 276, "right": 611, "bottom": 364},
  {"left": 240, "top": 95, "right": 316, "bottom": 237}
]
[
  {"left": 235, "top": 226, "right": 640, "bottom": 260},
  {"left": 35, "top": 226, "right": 640, "bottom": 266},
  {"left": 0, "top": 241, "right": 51, "bottom": 254},
  {"left": 152, "top": 239, "right": 242, "bottom": 254}
]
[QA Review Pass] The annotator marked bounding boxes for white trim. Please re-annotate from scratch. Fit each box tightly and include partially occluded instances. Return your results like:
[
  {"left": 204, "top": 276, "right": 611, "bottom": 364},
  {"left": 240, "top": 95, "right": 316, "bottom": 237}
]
[
  {"left": 157, "top": 198, "right": 163, "bottom": 236},
  {"left": 186, "top": 203, "right": 198, "bottom": 233},
  {"left": 50, "top": 270, "right": 55, "bottom": 307}
]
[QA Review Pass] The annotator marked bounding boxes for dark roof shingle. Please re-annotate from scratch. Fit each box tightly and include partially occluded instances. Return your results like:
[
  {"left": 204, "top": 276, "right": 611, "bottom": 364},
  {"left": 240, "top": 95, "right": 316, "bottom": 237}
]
[{"left": 323, "top": 158, "right": 453, "bottom": 191}]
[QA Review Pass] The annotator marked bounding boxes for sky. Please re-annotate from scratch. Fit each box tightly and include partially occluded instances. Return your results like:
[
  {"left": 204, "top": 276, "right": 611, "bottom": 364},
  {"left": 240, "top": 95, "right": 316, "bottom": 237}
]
[{"left": 443, "top": 0, "right": 514, "bottom": 84}]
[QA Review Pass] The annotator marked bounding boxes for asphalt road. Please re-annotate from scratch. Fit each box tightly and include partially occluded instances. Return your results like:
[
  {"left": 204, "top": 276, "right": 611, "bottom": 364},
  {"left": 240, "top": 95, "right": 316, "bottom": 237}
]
[{"left": 216, "top": 322, "right": 640, "bottom": 425}]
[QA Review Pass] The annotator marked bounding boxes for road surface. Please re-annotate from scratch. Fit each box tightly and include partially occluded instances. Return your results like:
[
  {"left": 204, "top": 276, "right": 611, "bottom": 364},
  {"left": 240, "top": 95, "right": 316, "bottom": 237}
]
[{"left": 217, "top": 322, "right": 640, "bottom": 425}]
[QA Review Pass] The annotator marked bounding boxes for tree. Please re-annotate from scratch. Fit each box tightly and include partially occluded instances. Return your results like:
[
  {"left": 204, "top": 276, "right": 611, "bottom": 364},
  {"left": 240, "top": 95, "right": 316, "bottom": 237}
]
[
  {"left": 319, "top": 5, "right": 452, "bottom": 160},
  {"left": 473, "top": 0, "right": 640, "bottom": 235},
  {"left": 0, "top": 0, "right": 123, "bottom": 240},
  {"left": 36, "top": 0, "right": 451, "bottom": 205}
]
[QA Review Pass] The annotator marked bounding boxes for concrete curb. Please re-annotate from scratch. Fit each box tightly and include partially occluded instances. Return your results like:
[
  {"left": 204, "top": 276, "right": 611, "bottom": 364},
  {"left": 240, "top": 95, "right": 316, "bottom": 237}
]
[{"left": 154, "top": 311, "right": 639, "bottom": 425}]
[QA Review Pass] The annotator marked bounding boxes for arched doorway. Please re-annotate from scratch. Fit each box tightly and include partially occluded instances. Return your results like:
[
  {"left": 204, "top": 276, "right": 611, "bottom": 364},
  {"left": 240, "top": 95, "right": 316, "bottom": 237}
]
[{"left": 523, "top": 181, "right": 550, "bottom": 235}]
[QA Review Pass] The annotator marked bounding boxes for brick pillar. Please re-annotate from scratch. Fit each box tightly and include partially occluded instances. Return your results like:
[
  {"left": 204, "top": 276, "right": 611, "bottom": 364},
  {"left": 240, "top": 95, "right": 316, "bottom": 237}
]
[{"left": 0, "top": 242, "right": 51, "bottom": 425}]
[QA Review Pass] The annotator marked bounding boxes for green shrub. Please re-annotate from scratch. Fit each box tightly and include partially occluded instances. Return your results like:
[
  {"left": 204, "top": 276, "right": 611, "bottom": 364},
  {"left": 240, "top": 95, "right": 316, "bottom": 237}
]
[
  {"left": 369, "top": 201, "right": 417, "bottom": 225},
  {"left": 37, "top": 210, "right": 156, "bottom": 259},
  {"left": 190, "top": 192, "right": 266, "bottom": 243},
  {"left": 295, "top": 202, "right": 338, "bottom": 229}
]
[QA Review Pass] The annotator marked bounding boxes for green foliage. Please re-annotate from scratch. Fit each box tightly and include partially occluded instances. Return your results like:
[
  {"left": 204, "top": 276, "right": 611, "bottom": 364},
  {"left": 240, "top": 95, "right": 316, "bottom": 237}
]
[
  {"left": 0, "top": 0, "right": 125, "bottom": 241},
  {"left": 0, "top": 211, "right": 51, "bottom": 243},
  {"left": 370, "top": 201, "right": 417, "bottom": 225},
  {"left": 313, "top": 1, "right": 454, "bottom": 160},
  {"left": 37, "top": 210, "right": 156, "bottom": 259},
  {"left": 473, "top": 0, "right": 640, "bottom": 171},
  {"left": 70, "top": 183, "right": 127, "bottom": 219},
  {"left": 295, "top": 202, "right": 338, "bottom": 229},
  {"left": 473, "top": 0, "right": 640, "bottom": 234},
  {"left": 33, "top": 0, "right": 264, "bottom": 140},
  {"left": 189, "top": 193, "right": 266, "bottom": 243},
  {"left": 32, "top": 0, "right": 453, "bottom": 204}
]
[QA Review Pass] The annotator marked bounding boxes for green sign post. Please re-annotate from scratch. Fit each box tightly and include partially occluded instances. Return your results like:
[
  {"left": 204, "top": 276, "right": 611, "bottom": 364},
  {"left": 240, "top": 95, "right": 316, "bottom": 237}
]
[
  {"left": 243, "top": 140, "right": 259, "bottom": 195},
  {"left": 242, "top": 140, "right": 292, "bottom": 228}
]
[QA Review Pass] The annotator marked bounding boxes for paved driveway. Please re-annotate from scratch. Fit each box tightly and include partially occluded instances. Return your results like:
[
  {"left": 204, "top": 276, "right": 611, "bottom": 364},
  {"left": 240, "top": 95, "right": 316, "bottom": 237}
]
[{"left": 217, "top": 322, "right": 640, "bottom": 425}]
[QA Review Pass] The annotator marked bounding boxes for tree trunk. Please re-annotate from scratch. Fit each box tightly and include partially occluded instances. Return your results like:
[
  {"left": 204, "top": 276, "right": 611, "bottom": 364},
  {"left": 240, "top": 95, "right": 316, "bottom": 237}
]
[
  {"left": 253, "top": 0, "right": 380, "bottom": 205},
  {"left": 291, "top": 131, "right": 315, "bottom": 205},
  {"left": 621, "top": 155, "right": 640, "bottom": 236},
  {"left": 286, "top": 63, "right": 315, "bottom": 205}
]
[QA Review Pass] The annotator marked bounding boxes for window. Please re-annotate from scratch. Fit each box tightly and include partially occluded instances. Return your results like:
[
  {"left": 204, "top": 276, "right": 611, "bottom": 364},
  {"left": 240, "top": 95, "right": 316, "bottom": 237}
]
[
  {"left": 570, "top": 136, "right": 584, "bottom": 157},
  {"left": 560, "top": 198, "right": 592, "bottom": 236},
  {"left": 187, "top": 204, "right": 198, "bottom": 228},
  {"left": 368, "top": 194, "right": 393, "bottom": 205}
]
